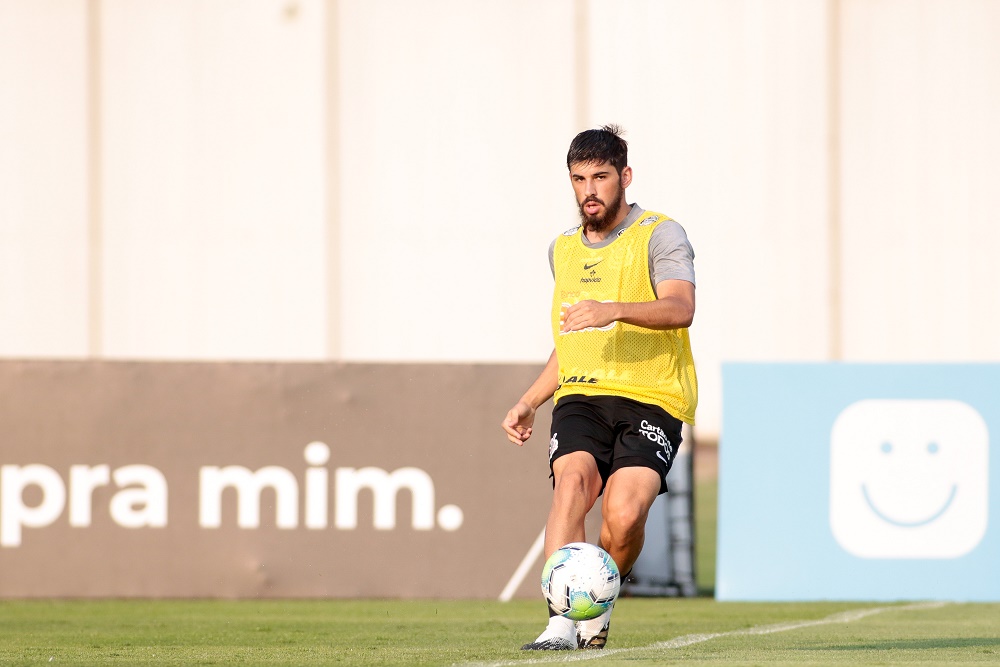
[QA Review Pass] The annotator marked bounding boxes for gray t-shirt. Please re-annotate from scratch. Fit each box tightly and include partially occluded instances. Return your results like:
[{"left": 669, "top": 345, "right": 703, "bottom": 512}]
[{"left": 548, "top": 204, "right": 696, "bottom": 289}]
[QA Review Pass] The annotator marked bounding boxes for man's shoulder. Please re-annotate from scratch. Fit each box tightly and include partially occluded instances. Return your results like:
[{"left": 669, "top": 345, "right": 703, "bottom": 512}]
[
  {"left": 550, "top": 225, "right": 581, "bottom": 255},
  {"left": 629, "top": 210, "right": 687, "bottom": 245},
  {"left": 633, "top": 208, "right": 675, "bottom": 226},
  {"left": 629, "top": 206, "right": 680, "bottom": 234},
  {"left": 648, "top": 216, "right": 689, "bottom": 240}
]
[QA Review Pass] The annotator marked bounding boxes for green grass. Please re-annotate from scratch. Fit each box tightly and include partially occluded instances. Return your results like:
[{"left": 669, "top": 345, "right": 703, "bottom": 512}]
[
  {"left": 695, "top": 475, "right": 718, "bottom": 596},
  {"left": 1, "top": 598, "right": 998, "bottom": 666}
]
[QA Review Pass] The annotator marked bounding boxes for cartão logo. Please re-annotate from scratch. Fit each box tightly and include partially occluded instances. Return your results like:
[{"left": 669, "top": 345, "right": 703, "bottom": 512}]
[{"left": 830, "top": 399, "right": 989, "bottom": 559}]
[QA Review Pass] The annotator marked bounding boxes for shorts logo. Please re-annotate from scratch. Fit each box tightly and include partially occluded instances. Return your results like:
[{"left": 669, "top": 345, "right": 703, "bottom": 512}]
[
  {"left": 641, "top": 419, "right": 673, "bottom": 468},
  {"left": 640, "top": 420, "right": 670, "bottom": 449},
  {"left": 549, "top": 433, "right": 559, "bottom": 461},
  {"left": 655, "top": 450, "right": 671, "bottom": 484}
]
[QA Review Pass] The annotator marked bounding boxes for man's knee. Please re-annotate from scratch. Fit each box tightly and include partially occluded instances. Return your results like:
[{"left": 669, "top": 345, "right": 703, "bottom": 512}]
[
  {"left": 601, "top": 497, "right": 648, "bottom": 535},
  {"left": 601, "top": 469, "right": 660, "bottom": 534},
  {"left": 552, "top": 452, "right": 601, "bottom": 500}
]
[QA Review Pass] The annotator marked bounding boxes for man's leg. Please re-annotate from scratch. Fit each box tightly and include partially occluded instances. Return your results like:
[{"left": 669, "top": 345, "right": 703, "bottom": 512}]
[
  {"left": 578, "top": 466, "right": 661, "bottom": 649},
  {"left": 598, "top": 466, "right": 661, "bottom": 575},
  {"left": 522, "top": 451, "right": 603, "bottom": 651},
  {"left": 544, "top": 451, "right": 603, "bottom": 556}
]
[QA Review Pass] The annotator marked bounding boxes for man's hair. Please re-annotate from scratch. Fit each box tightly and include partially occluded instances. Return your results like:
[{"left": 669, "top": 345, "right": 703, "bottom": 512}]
[{"left": 566, "top": 124, "right": 628, "bottom": 175}]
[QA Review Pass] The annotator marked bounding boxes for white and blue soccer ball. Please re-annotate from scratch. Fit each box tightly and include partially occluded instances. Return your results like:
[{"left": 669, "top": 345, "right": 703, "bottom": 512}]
[{"left": 540, "top": 542, "right": 620, "bottom": 621}]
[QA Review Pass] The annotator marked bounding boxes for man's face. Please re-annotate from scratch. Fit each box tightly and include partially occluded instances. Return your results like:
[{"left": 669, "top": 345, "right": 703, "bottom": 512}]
[{"left": 569, "top": 161, "right": 632, "bottom": 233}]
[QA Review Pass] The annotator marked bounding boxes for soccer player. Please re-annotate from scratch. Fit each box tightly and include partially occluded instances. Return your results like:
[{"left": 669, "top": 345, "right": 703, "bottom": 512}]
[{"left": 501, "top": 125, "right": 698, "bottom": 650}]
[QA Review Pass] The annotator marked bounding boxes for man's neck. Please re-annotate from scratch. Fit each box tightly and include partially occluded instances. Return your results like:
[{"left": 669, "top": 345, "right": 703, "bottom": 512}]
[{"left": 583, "top": 203, "right": 632, "bottom": 243}]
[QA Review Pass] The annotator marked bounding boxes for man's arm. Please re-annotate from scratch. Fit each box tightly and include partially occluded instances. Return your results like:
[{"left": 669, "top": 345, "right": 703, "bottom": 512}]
[
  {"left": 559, "top": 279, "right": 695, "bottom": 333},
  {"left": 501, "top": 349, "right": 559, "bottom": 446}
]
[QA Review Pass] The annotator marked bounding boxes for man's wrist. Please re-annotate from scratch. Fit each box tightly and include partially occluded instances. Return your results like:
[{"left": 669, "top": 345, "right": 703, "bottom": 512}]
[{"left": 517, "top": 398, "right": 539, "bottom": 412}]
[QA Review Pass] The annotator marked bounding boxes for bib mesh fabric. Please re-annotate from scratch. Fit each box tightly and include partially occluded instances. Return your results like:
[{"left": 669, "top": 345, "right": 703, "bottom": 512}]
[{"left": 550, "top": 212, "right": 698, "bottom": 424}]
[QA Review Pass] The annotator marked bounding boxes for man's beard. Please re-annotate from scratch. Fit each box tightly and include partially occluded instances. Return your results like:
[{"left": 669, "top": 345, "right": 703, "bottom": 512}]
[{"left": 577, "top": 187, "right": 625, "bottom": 234}]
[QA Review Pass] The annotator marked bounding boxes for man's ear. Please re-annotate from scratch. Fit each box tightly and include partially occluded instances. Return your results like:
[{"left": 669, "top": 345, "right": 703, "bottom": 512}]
[{"left": 621, "top": 165, "right": 633, "bottom": 188}]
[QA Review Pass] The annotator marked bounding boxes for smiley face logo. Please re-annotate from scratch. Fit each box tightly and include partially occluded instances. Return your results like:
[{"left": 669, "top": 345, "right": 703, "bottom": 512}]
[
  {"left": 830, "top": 400, "right": 988, "bottom": 559},
  {"left": 860, "top": 438, "right": 957, "bottom": 528}
]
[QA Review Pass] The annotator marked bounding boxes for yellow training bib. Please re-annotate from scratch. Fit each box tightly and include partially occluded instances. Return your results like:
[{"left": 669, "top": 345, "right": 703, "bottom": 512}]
[{"left": 551, "top": 212, "right": 698, "bottom": 424}]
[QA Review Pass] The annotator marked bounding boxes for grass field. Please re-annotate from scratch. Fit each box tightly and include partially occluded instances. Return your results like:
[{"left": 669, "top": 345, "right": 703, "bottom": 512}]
[
  {"left": 694, "top": 448, "right": 717, "bottom": 596},
  {"left": 3, "top": 448, "right": 998, "bottom": 666},
  {"left": 2, "top": 598, "right": 999, "bottom": 665}
]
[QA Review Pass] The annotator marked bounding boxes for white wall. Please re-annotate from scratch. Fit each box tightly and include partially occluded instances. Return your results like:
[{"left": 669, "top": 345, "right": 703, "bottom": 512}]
[
  {"left": 0, "top": 0, "right": 89, "bottom": 356},
  {"left": 336, "top": 0, "right": 574, "bottom": 362},
  {"left": 2, "top": 0, "right": 999, "bottom": 441},
  {"left": 840, "top": 0, "right": 1000, "bottom": 361},
  {"left": 100, "top": 0, "right": 327, "bottom": 359}
]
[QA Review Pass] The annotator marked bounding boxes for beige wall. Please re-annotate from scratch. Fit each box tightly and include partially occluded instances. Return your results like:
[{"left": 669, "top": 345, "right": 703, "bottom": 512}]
[
  {"left": 2, "top": 0, "right": 999, "bottom": 441},
  {"left": 839, "top": 0, "right": 1000, "bottom": 361},
  {"left": 335, "top": 0, "right": 576, "bottom": 362},
  {"left": 0, "top": 0, "right": 89, "bottom": 356},
  {"left": 100, "top": 0, "right": 327, "bottom": 359}
]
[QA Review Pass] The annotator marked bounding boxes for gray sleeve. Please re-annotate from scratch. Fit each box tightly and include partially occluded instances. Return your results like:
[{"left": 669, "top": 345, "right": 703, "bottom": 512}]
[
  {"left": 548, "top": 238, "right": 557, "bottom": 279},
  {"left": 649, "top": 220, "right": 696, "bottom": 287}
]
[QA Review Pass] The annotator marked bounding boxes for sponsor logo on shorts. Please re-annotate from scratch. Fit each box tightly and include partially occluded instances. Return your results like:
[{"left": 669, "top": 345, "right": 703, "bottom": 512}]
[
  {"left": 549, "top": 433, "right": 559, "bottom": 461},
  {"left": 640, "top": 419, "right": 673, "bottom": 468},
  {"left": 640, "top": 420, "right": 670, "bottom": 448}
]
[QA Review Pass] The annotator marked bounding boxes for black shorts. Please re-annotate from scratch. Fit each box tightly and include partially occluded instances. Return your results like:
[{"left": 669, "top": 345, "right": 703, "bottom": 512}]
[{"left": 548, "top": 394, "right": 683, "bottom": 495}]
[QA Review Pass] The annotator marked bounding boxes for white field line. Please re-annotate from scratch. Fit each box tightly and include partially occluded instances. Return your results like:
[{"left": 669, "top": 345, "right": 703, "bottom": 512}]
[
  {"left": 462, "top": 601, "right": 949, "bottom": 666},
  {"left": 498, "top": 527, "right": 547, "bottom": 602}
]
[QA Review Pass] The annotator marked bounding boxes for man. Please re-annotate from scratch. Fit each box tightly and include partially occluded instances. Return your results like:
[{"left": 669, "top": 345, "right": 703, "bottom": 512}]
[{"left": 501, "top": 125, "right": 698, "bottom": 650}]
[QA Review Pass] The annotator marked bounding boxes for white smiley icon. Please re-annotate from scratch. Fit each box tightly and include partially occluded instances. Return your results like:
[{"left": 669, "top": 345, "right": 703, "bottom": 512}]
[{"left": 830, "top": 399, "right": 989, "bottom": 559}]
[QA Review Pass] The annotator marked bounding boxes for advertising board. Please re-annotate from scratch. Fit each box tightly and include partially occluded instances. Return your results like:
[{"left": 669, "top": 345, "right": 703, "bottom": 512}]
[
  {"left": 0, "top": 361, "right": 555, "bottom": 598},
  {"left": 718, "top": 363, "right": 999, "bottom": 600}
]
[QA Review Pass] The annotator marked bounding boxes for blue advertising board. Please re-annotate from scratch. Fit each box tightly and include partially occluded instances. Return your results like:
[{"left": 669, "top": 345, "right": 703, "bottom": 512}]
[{"left": 717, "top": 363, "right": 999, "bottom": 601}]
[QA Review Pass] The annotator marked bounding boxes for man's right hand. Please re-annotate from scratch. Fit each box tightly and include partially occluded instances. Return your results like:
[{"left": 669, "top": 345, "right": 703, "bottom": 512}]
[{"left": 501, "top": 401, "right": 536, "bottom": 446}]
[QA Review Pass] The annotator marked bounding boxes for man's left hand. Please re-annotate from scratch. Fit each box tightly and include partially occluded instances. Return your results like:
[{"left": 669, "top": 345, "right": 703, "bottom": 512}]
[{"left": 561, "top": 300, "right": 617, "bottom": 333}]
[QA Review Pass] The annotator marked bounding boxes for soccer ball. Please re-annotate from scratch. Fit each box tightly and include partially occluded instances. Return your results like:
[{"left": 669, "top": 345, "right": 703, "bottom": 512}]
[{"left": 540, "top": 542, "right": 620, "bottom": 621}]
